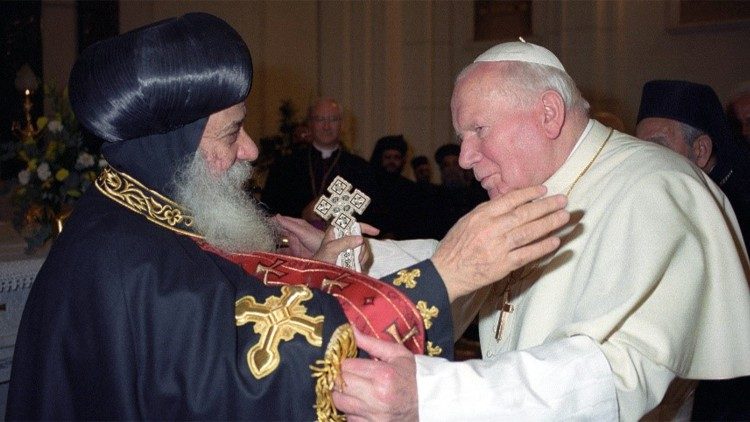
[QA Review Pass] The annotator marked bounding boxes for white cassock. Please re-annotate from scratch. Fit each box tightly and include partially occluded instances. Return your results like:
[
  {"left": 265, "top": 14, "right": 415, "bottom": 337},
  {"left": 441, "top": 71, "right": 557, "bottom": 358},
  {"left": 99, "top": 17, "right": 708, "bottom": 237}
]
[{"left": 368, "top": 120, "right": 750, "bottom": 421}]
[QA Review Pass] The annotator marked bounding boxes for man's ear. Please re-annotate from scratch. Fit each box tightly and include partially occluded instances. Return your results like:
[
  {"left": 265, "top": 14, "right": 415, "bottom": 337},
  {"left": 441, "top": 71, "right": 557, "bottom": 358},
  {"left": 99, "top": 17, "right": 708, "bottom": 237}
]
[
  {"left": 693, "top": 134, "right": 713, "bottom": 169},
  {"left": 540, "top": 90, "right": 565, "bottom": 139}
]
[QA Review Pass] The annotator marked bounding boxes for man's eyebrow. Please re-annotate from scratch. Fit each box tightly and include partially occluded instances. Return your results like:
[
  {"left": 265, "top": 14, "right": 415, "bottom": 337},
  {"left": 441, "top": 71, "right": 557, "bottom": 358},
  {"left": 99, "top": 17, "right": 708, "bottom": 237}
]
[{"left": 216, "top": 120, "right": 243, "bottom": 137}]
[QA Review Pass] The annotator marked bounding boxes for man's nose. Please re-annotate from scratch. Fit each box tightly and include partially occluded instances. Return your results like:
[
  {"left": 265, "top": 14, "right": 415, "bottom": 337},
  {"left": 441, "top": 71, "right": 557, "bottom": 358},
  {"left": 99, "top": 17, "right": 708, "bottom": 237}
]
[
  {"left": 458, "top": 138, "right": 480, "bottom": 169},
  {"left": 236, "top": 128, "right": 258, "bottom": 161}
]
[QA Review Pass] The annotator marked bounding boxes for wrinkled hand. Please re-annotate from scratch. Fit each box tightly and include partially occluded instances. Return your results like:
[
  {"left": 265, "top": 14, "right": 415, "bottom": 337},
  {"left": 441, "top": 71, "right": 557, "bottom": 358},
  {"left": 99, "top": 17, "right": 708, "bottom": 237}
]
[
  {"left": 312, "top": 224, "right": 377, "bottom": 270},
  {"left": 332, "top": 329, "right": 418, "bottom": 422},
  {"left": 274, "top": 215, "right": 379, "bottom": 269},
  {"left": 432, "top": 185, "right": 569, "bottom": 302}
]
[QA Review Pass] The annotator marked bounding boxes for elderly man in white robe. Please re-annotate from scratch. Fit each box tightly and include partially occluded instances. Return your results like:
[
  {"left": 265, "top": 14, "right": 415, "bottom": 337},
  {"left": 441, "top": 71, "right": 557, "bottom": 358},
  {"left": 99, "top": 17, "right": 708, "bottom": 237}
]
[{"left": 280, "top": 41, "right": 750, "bottom": 421}]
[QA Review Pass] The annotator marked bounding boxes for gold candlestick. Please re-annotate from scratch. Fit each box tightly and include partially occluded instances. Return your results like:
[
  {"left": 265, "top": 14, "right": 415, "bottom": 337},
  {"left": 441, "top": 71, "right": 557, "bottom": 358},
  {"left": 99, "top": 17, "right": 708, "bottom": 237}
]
[{"left": 12, "top": 89, "right": 42, "bottom": 142}]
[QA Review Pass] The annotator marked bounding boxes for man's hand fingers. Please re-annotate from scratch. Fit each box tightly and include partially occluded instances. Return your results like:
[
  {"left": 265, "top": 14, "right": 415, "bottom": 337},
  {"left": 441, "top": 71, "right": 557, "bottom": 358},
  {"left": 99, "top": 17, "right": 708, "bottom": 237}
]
[
  {"left": 352, "top": 329, "right": 411, "bottom": 362},
  {"left": 331, "top": 367, "right": 376, "bottom": 417},
  {"left": 504, "top": 208, "right": 570, "bottom": 249},
  {"left": 483, "top": 185, "right": 549, "bottom": 215},
  {"left": 359, "top": 223, "right": 381, "bottom": 237}
]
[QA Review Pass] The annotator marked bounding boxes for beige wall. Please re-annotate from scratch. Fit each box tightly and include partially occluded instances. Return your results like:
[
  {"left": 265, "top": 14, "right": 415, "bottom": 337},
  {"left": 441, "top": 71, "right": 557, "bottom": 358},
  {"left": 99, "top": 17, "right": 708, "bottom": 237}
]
[
  {"left": 532, "top": 0, "right": 750, "bottom": 134},
  {"left": 118, "top": 0, "right": 319, "bottom": 143},
  {"left": 40, "top": 1, "right": 77, "bottom": 92},
  {"left": 41, "top": 0, "right": 750, "bottom": 166}
]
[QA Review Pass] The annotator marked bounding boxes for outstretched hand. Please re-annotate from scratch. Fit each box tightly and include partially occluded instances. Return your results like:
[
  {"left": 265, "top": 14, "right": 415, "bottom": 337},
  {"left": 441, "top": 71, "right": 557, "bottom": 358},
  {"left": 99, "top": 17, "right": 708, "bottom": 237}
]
[
  {"left": 274, "top": 215, "right": 379, "bottom": 269},
  {"left": 432, "top": 185, "right": 569, "bottom": 302},
  {"left": 332, "top": 329, "right": 418, "bottom": 421}
]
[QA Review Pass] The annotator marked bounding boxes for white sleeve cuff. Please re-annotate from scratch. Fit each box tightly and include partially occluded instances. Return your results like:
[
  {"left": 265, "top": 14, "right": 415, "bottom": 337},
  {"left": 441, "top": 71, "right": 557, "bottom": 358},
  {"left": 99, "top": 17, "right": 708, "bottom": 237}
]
[{"left": 415, "top": 336, "right": 618, "bottom": 421}]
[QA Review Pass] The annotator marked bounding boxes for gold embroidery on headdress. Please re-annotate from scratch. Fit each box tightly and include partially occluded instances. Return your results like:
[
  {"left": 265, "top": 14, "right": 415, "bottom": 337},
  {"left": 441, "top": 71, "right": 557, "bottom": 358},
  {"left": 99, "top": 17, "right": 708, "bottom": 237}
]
[
  {"left": 311, "top": 323, "right": 357, "bottom": 422},
  {"left": 95, "top": 166, "right": 201, "bottom": 238},
  {"left": 235, "top": 285, "right": 324, "bottom": 379},
  {"left": 416, "top": 301, "right": 439, "bottom": 329},
  {"left": 392, "top": 268, "right": 420, "bottom": 289}
]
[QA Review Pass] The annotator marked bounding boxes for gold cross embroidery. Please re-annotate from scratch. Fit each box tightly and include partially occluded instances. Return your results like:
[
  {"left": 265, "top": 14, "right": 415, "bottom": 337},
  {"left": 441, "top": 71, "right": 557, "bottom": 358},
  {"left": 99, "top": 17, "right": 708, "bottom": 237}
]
[
  {"left": 321, "top": 275, "right": 350, "bottom": 293},
  {"left": 426, "top": 341, "right": 443, "bottom": 357},
  {"left": 385, "top": 323, "right": 419, "bottom": 345},
  {"left": 235, "top": 285, "right": 324, "bottom": 379},
  {"left": 416, "top": 301, "right": 439, "bottom": 329},
  {"left": 393, "top": 269, "right": 420, "bottom": 289},
  {"left": 255, "top": 258, "right": 287, "bottom": 285},
  {"left": 495, "top": 287, "right": 515, "bottom": 341}
]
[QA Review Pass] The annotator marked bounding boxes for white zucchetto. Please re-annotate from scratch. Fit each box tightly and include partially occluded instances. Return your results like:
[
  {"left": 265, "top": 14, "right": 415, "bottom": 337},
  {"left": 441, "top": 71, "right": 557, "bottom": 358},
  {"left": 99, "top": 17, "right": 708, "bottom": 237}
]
[{"left": 474, "top": 40, "right": 566, "bottom": 73}]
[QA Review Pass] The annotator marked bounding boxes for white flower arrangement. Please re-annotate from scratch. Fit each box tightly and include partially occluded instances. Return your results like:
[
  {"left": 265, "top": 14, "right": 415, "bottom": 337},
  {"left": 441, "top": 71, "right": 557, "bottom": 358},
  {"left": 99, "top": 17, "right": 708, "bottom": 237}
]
[{"left": 3, "top": 85, "right": 104, "bottom": 252}]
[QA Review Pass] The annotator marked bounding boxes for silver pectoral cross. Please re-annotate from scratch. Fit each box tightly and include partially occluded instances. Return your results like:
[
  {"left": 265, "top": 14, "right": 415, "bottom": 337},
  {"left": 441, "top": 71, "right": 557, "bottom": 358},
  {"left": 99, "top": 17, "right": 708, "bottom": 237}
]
[{"left": 313, "top": 176, "right": 371, "bottom": 271}]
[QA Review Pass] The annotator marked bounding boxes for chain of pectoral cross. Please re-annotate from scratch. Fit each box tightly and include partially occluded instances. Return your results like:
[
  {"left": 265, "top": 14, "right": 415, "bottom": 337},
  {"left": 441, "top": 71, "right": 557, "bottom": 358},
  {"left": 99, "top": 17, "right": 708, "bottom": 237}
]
[
  {"left": 494, "top": 128, "right": 614, "bottom": 342},
  {"left": 494, "top": 266, "right": 529, "bottom": 341}
]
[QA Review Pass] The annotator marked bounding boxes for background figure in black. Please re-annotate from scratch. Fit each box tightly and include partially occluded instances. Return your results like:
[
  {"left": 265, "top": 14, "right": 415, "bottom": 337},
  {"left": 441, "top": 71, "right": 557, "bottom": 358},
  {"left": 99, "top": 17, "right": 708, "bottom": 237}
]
[
  {"left": 369, "top": 135, "right": 435, "bottom": 239},
  {"left": 432, "top": 143, "right": 488, "bottom": 239},
  {"left": 635, "top": 79, "right": 750, "bottom": 421},
  {"left": 262, "top": 97, "right": 382, "bottom": 229},
  {"left": 727, "top": 81, "right": 750, "bottom": 146},
  {"left": 411, "top": 155, "right": 433, "bottom": 184},
  {"left": 636, "top": 80, "right": 750, "bottom": 253}
]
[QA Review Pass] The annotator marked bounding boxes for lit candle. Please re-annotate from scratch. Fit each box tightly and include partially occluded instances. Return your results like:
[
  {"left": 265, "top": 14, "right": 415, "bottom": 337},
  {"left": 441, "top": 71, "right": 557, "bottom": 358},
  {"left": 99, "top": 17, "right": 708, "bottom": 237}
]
[{"left": 25, "top": 89, "right": 30, "bottom": 96}]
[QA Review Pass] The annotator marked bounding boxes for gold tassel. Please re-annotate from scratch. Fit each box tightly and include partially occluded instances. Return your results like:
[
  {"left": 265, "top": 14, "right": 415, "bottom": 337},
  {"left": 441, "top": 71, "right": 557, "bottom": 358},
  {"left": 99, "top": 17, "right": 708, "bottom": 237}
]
[{"left": 310, "top": 323, "right": 357, "bottom": 421}]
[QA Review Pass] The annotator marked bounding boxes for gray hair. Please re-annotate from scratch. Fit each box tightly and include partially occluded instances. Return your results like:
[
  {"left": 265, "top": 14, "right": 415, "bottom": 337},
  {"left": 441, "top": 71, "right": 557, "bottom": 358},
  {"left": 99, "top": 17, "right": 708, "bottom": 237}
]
[
  {"left": 678, "top": 122, "right": 705, "bottom": 147},
  {"left": 457, "top": 61, "right": 590, "bottom": 114}
]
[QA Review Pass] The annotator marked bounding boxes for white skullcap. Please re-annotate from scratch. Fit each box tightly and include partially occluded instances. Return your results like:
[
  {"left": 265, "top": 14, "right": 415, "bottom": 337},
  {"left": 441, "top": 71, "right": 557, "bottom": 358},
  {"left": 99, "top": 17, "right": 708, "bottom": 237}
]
[{"left": 474, "top": 40, "right": 566, "bottom": 73}]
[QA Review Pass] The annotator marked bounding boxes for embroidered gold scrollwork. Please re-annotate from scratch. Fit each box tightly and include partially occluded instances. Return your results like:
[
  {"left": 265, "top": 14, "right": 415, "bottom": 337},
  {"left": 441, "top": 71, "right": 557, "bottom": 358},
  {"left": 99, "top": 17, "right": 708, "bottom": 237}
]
[
  {"left": 426, "top": 341, "right": 443, "bottom": 357},
  {"left": 235, "top": 285, "right": 324, "bottom": 379},
  {"left": 95, "top": 166, "right": 199, "bottom": 237},
  {"left": 310, "top": 324, "right": 357, "bottom": 422},
  {"left": 392, "top": 268, "right": 420, "bottom": 289},
  {"left": 416, "top": 300, "right": 439, "bottom": 329}
]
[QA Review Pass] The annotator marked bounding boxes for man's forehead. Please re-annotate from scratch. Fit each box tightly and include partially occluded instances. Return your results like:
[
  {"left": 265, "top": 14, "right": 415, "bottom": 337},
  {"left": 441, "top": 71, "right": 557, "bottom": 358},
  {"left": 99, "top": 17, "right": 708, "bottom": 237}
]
[
  {"left": 453, "top": 64, "right": 505, "bottom": 103},
  {"left": 225, "top": 102, "right": 246, "bottom": 118},
  {"left": 312, "top": 101, "right": 341, "bottom": 116}
]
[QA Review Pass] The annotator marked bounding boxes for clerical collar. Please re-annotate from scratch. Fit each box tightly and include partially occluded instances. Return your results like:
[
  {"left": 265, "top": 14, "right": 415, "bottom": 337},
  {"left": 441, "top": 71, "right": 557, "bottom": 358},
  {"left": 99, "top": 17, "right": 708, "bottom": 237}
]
[
  {"left": 566, "top": 119, "right": 595, "bottom": 158},
  {"left": 312, "top": 143, "right": 340, "bottom": 159},
  {"left": 543, "top": 119, "right": 613, "bottom": 198},
  {"left": 95, "top": 165, "right": 202, "bottom": 239}
]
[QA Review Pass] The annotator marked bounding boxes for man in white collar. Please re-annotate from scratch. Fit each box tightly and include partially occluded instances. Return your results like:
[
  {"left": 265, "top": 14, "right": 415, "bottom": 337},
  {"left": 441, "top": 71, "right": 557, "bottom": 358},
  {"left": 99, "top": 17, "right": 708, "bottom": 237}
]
[
  {"left": 330, "top": 41, "right": 750, "bottom": 421},
  {"left": 308, "top": 97, "right": 344, "bottom": 158},
  {"left": 262, "top": 97, "right": 383, "bottom": 229}
]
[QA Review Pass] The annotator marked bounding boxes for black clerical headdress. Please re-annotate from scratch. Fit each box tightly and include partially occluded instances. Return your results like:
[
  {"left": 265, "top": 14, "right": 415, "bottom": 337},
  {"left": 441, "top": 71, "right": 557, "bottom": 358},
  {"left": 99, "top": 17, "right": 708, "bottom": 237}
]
[
  {"left": 68, "top": 13, "right": 253, "bottom": 196},
  {"left": 637, "top": 80, "right": 732, "bottom": 153},
  {"left": 370, "top": 135, "right": 408, "bottom": 164}
]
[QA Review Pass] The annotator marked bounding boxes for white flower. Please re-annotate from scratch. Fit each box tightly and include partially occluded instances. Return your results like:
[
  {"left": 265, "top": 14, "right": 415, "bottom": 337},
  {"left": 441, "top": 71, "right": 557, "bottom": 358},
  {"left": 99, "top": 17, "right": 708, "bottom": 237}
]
[
  {"left": 76, "top": 152, "right": 95, "bottom": 169},
  {"left": 47, "top": 120, "right": 63, "bottom": 133},
  {"left": 98, "top": 158, "right": 108, "bottom": 168},
  {"left": 37, "top": 162, "right": 51, "bottom": 181},
  {"left": 18, "top": 169, "right": 31, "bottom": 185}
]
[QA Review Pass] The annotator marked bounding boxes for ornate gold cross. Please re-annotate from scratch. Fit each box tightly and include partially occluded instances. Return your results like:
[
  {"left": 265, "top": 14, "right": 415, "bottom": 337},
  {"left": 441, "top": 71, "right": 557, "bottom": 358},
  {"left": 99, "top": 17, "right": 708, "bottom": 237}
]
[{"left": 235, "top": 285, "right": 324, "bottom": 379}]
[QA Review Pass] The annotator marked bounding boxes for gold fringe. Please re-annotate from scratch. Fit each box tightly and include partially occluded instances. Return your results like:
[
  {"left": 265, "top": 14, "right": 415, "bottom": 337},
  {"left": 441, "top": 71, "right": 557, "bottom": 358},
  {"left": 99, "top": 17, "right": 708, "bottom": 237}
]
[{"left": 310, "top": 323, "right": 357, "bottom": 421}]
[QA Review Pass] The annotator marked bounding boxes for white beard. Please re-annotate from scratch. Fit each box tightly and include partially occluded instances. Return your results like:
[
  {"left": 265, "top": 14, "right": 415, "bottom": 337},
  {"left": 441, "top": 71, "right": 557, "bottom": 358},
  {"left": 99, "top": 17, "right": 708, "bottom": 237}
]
[{"left": 173, "top": 153, "right": 276, "bottom": 253}]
